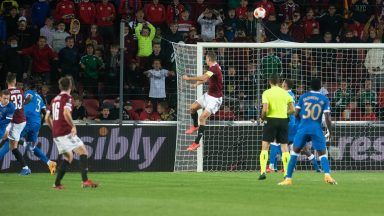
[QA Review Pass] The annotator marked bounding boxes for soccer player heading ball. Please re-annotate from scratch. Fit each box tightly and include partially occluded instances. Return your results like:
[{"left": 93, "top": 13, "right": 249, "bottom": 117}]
[
  {"left": 182, "top": 51, "right": 223, "bottom": 151},
  {"left": 45, "top": 76, "right": 98, "bottom": 189},
  {"left": 279, "top": 78, "right": 337, "bottom": 185}
]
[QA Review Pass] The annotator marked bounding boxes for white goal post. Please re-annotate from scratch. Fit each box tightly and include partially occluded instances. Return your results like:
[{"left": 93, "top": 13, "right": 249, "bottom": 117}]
[{"left": 173, "top": 42, "right": 384, "bottom": 172}]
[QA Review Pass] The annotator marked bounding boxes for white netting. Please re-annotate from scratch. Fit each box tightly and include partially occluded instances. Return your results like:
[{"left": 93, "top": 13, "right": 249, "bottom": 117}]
[{"left": 173, "top": 42, "right": 384, "bottom": 172}]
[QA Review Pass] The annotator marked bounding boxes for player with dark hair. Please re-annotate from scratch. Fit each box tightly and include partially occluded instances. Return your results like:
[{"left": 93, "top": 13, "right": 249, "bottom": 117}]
[
  {"left": 0, "top": 73, "right": 32, "bottom": 175},
  {"left": 259, "top": 74, "right": 295, "bottom": 180},
  {"left": 182, "top": 51, "right": 223, "bottom": 151},
  {"left": 45, "top": 77, "right": 98, "bottom": 189},
  {"left": 267, "top": 79, "right": 320, "bottom": 173},
  {"left": 279, "top": 78, "right": 337, "bottom": 185}
]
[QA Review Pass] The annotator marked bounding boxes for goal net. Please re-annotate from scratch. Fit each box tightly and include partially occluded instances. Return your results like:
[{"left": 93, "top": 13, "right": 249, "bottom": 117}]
[{"left": 173, "top": 42, "right": 384, "bottom": 172}]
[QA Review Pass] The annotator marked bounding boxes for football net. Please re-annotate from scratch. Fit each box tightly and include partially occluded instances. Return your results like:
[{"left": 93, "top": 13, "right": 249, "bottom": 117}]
[{"left": 173, "top": 42, "right": 384, "bottom": 172}]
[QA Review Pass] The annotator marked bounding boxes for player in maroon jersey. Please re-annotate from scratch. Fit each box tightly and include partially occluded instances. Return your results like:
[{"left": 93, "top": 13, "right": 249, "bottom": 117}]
[
  {"left": 182, "top": 51, "right": 223, "bottom": 151},
  {"left": 3, "top": 73, "right": 33, "bottom": 175},
  {"left": 45, "top": 76, "right": 98, "bottom": 189}
]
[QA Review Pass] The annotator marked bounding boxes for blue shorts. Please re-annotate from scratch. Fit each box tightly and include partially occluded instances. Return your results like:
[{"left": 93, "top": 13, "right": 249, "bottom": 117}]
[
  {"left": 293, "top": 129, "right": 326, "bottom": 151},
  {"left": 20, "top": 123, "right": 41, "bottom": 143},
  {"left": 288, "top": 122, "right": 297, "bottom": 144}
]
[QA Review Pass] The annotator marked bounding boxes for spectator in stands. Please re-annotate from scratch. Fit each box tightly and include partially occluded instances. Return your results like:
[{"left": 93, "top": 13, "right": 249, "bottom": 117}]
[
  {"left": 333, "top": 80, "right": 354, "bottom": 118},
  {"left": 225, "top": 67, "right": 238, "bottom": 97},
  {"left": 16, "top": 18, "right": 37, "bottom": 49},
  {"left": 364, "top": 38, "right": 384, "bottom": 91},
  {"left": 95, "top": 106, "right": 114, "bottom": 121},
  {"left": 264, "top": 13, "right": 280, "bottom": 41},
  {"left": 245, "top": 10, "right": 257, "bottom": 41},
  {"left": 125, "top": 59, "right": 145, "bottom": 100},
  {"left": 78, "top": 0, "right": 96, "bottom": 36},
  {"left": 190, "top": 0, "right": 208, "bottom": 21},
  {"left": 80, "top": 44, "right": 104, "bottom": 96},
  {"left": 55, "top": 0, "right": 76, "bottom": 25},
  {"left": 124, "top": 25, "right": 137, "bottom": 64},
  {"left": 118, "top": 0, "right": 143, "bottom": 19},
  {"left": 350, "top": 0, "right": 372, "bottom": 24},
  {"left": 105, "top": 44, "right": 120, "bottom": 97},
  {"left": 148, "top": 42, "right": 167, "bottom": 70},
  {"left": 72, "top": 94, "right": 87, "bottom": 121},
  {"left": 307, "top": 28, "right": 323, "bottom": 43},
  {"left": 166, "top": 0, "right": 184, "bottom": 26},
  {"left": 357, "top": 79, "right": 378, "bottom": 109},
  {"left": 279, "top": 0, "right": 300, "bottom": 22},
  {"left": 31, "top": 0, "right": 49, "bottom": 29},
  {"left": 128, "top": 9, "right": 146, "bottom": 39},
  {"left": 223, "top": 8, "right": 240, "bottom": 42},
  {"left": 233, "top": 29, "right": 250, "bottom": 42},
  {"left": 317, "top": 4, "right": 343, "bottom": 39},
  {"left": 40, "top": 17, "right": 55, "bottom": 46},
  {"left": 85, "top": 24, "right": 104, "bottom": 50},
  {"left": 58, "top": 36, "right": 80, "bottom": 81},
  {"left": 123, "top": 100, "right": 139, "bottom": 120},
  {"left": 144, "top": 0, "right": 166, "bottom": 27},
  {"left": 216, "top": 104, "right": 236, "bottom": 120},
  {"left": 279, "top": 22, "right": 294, "bottom": 41},
  {"left": 286, "top": 52, "right": 302, "bottom": 82},
  {"left": 19, "top": 36, "right": 58, "bottom": 84},
  {"left": 157, "top": 101, "right": 176, "bottom": 121},
  {"left": 341, "top": 100, "right": 362, "bottom": 121},
  {"left": 5, "top": 7, "right": 19, "bottom": 37},
  {"left": 139, "top": 100, "right": 160, "bottom": 121},
  {"left": 1, "top": 36, "right": 27, "bottom": 82},
  {"left": 215, "top": 27, "right": 228, "bottom": 42},
  {"left": 235, "top": 0, "right": 248, "bottom": 20},
  {"left": 96, "top": 0, "right": 116, "bottom": 44},
  {"left": 198, "top": 9, "right": 222, "bottom": 42},
  {"left": 144, "top": 59, "right": 175, "bottom": 107},
  {"left": 363, "top": 21, "right": 379, "bottom": 43},
  {"left": 340, "top": 29, "right": 361, "bottom": 43},
  {"left": 0, "top": 0, "right": 18, "bottom": 16},
  {"left": 52, "top": 21, "right": 70, "bottom": 52},
  {"left": 303, "top": 8, "right": 320, "bottom": 40},
  {"left": 177, "top": 10, "right": 194, "bottom": 38},
  {"left": 162, "top": 22, "right": 183, "bottom": 68},
  {"left": 360, "top": 103, "right": 378, "bottom": 121},
  {"left": 289, "top": 10, "right": 305, "bottom": 42},
  {"left": 184, "top": 27, "right": 201, "bottom": 44},
  {"left": 135, "top": 22, "right": 156, "bottom": 67},
  {"left": 255, "top": 0, "right": 276, "bottom": 19}
]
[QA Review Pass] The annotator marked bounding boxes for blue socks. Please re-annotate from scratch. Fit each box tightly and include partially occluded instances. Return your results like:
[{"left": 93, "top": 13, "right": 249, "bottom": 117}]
[
  {"left": 269, "top": 143, "right": 280, "bottom": 170},
  {"left": 286, "top": 151, "right": 299, "bottom": 178},
  {"left": 32, "top": 146, "right": 49, "bottom": 164},
  {"left": 319, "top": 155, "right": 331, "bottom": 174},
  {"left": 308, "top": 154, "right": 320, "bottom": 171},
  {"left": 0, "top": 140, "right": 10, "bottom": 160}
]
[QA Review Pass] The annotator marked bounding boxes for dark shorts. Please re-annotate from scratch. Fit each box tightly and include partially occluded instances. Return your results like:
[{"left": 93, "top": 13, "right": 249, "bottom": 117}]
[{"left": 262, "top": 117, "right": 289, "bottom": 144}]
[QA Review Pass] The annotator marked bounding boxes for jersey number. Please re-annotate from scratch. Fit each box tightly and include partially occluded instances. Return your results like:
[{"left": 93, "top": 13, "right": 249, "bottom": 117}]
[
  {"left": 10, "top": 95, "right": 23, "bottom": 110},
  {"left": 36, "top": 98, "right": 41, "bottom": 112},
  {"left": 303, "top": 102, "right": 322, "bottom": 120},
  {"left": 52, "top": 102, "right": 60, "bottom": 121}
]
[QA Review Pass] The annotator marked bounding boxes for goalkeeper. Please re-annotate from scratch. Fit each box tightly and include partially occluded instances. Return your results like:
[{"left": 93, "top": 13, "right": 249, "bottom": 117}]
[
  {"left": 259, "top": 74, "right": 295, "bottom": 180},
  {"left": 182, "top": 51, "right": 223, "bottom": 151}
]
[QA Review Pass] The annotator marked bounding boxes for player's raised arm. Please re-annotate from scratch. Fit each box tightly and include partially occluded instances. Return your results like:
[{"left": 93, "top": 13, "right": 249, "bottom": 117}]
[{"left": 182, "top": 73, "right": 210, "bottom": 82}]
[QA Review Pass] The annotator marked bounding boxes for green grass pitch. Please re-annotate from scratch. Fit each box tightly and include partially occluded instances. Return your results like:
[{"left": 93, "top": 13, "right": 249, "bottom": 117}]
[{"left": 1, "top": 172, "right": 383, "bottom": 216}]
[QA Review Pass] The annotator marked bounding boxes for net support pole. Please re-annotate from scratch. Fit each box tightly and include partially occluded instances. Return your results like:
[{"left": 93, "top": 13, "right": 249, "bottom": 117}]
[
  {"left": 196, "top": 43, "right": 204, "bottom": 172},
  {"left": 119, "top": 19, "right": 125, "bottom": 125}
]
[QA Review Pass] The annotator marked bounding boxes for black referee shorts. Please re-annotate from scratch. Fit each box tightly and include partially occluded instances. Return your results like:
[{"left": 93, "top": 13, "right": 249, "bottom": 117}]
[{"left": 262, "top": 117, "right": 289, "bottom": 144}]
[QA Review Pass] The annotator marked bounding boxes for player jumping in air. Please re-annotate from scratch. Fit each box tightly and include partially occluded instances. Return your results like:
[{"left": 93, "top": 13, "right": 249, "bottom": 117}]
[
  {"left": 267, "top": 79, "right": 320, "bottom": 173},
  {"left": 279, "top": 78, "right": 337, "bottom": 185},
  {"left": 45, "top": 77, "right": 98, "bottom": 189},
  {"left": 0, "top": 74, "right": 32, "bottom": 175},
  {"left": 182, "top": 51, "right": 223, "bottom": 151}
]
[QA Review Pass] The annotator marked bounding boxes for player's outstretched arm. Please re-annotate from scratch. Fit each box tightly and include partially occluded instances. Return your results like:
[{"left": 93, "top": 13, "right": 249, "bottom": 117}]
[
  {"left": 324, "top": 112, "right": 332, "bottom": 139},
  {"left": 182, "top": 74, "right": 210, "bottom": 82},
  {"left": 287, "top": 102, "right": 295, "bottom": 115},
  {"left": 24, "top": 94, "right": 33, "bottom": 105},
  {"left": 45, "top": 111, "right": 53, "bottom": 130}
]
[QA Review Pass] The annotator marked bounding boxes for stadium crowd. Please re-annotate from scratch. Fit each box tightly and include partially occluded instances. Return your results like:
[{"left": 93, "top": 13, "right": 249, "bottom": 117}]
[{"left": 0, "top": 0, "right": 383, "bottom": 121}]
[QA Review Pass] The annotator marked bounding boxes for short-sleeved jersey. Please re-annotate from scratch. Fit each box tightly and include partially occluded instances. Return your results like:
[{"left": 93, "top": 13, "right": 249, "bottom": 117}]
[
  {"left": 48, "top": 92, "right": 73, "bottom": 138},
  {"left": 206, "top": 63, "right": 223, "bottom": 98},
  {"left": 8, "top": 87, "right": 26, "bottom": 123},
  {"left": 0, "top": 102, "right": 15, "bottom": 128},
  {"left": 287, "top": 90, "right": 296, "bottom": 125},
  {"left": 296, "top": 91, "right": 331, "bottom": 131},
  {"left": 262, "top": 86, "right": 293, "bottom": 118},
  {"left": 24, "top": 90, "right": 46, "bottom": 125}
]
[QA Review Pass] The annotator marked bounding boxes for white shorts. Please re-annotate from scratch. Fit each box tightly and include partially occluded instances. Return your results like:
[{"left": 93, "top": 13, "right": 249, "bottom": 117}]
[
  {"left": 7, "top": 122, "right": 26, "bottom": 142},
  {"left": 196, "top": 93, "right": 223, "bottom": 114},
  {"left": 54, "top": 134, "right": 84, "bottom": 154}
]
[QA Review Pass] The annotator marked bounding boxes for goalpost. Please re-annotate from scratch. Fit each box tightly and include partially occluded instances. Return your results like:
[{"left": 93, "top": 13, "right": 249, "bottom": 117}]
[{"left": 173, "top": 42, "right": 384, "bottom": 172}]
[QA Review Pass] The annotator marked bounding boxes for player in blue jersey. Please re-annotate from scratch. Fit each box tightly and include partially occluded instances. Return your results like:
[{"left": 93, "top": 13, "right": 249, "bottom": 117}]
[
  {"left": 0, "top": 90, "right": 16, "bottom": 165},
  {"left": 279, "top": 78, "right": 337, "bottom": 185},
  {"left": 267, "top": 80, "right": 320, "bottom": 173},
  {"left": 21, "top": 83, "right": 57, "bottom": 174}
]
